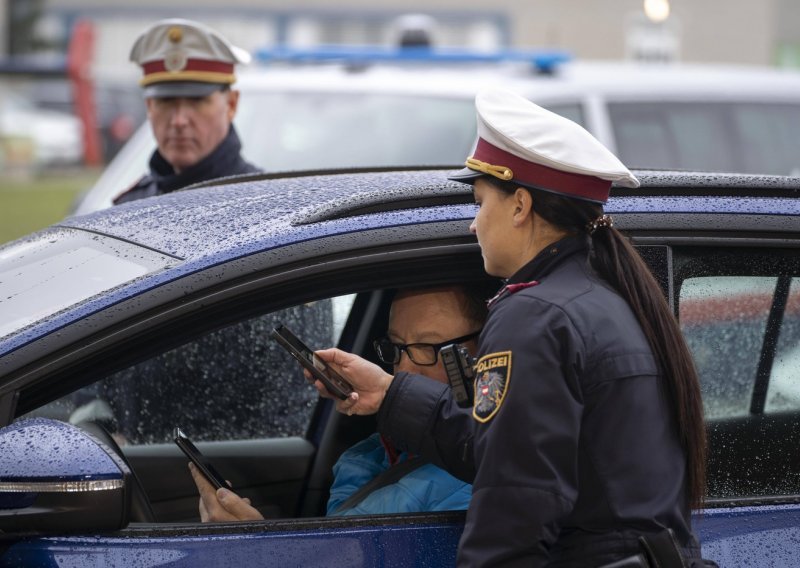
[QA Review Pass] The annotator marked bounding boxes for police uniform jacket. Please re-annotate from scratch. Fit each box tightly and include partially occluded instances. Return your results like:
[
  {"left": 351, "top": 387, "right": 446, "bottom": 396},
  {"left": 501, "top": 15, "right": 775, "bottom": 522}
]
[
  {"left": 114, "top": 125, "right": 259, "bottom": 204},
  {"left": 377, "top": 235, "right": 702, "bottom": 567}
]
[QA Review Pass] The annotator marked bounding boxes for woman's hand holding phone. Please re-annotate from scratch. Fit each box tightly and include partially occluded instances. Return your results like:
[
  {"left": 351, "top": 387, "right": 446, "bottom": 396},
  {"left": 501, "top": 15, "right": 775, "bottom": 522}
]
[
  {"left": 176, "top": 428, "right": 263, "bottom": 522},
  {"left": 189, "top": 463, "right": 264, "bottom": 522}
]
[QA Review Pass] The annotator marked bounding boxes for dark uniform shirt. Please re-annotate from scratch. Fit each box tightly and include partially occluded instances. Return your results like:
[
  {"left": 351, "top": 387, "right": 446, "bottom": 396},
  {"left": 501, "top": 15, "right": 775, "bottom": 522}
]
[
  {"left": 113, "top": 125, "right": 260, "bottom": 204},
  {"left": 378, "top": 235, "right": 702, "bottom": 567}
]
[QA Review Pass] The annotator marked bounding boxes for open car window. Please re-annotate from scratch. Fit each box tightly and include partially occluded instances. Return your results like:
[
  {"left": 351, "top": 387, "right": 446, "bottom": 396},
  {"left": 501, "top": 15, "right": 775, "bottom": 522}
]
[
  {"left": 16, "top": 292, "right": 362, "bottom": 522},
  {"left": 22, "top": 295, "right": 356, "bottom": 445}
]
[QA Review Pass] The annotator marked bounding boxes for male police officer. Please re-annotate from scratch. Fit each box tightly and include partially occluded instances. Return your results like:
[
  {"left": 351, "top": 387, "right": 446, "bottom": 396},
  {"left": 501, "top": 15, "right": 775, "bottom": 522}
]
[
  {"left": 114, "top": 18, "right": 259, "bottom": 204},
  {"left": 100, "top": 20, "right": 334, "bottom": 448}
]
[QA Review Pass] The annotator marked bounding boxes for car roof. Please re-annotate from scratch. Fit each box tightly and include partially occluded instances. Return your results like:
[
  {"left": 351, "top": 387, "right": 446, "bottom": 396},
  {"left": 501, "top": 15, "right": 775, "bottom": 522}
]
[
  {"left": 237, "top": 59, "right": 800, "bottom": 102},
  {"left": 62, "top": 169, "right": 471, "bottom": 259},
  {"left": 65, "top": 167, "right": 797, "bottom": 247},
  {"left": 64, "top": 168, "right": 800, "bottom": 260},
  {"left": 4, "top": 168, "right": 800, "bottom": 360}
]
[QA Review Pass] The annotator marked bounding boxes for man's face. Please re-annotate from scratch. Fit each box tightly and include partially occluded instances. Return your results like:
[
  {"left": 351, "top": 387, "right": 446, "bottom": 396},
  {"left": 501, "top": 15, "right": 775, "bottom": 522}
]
[
  {"left": 146, "top": 88, "right": 239, "bottom": 173},
  {"left": 388, "top": 287, "right": 480, "bottom": 384}
]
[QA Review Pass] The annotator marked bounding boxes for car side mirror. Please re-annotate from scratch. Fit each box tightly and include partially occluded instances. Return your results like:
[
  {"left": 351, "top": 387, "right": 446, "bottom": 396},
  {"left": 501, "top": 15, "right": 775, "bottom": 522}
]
[{"left": 0, "top": 418, "right": 131, "bottom": 533}]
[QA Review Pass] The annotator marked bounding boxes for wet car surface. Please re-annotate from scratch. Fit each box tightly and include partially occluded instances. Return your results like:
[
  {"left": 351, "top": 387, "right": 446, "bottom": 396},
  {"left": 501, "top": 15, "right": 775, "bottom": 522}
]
[{"left": 1, "top": 168, "right": 799, "bottom": 567}]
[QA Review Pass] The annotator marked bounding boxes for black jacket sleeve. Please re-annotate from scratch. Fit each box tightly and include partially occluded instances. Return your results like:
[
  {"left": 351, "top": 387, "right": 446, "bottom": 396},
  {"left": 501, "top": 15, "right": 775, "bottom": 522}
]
[
  {"left": 378, "top": 294, "right": 585, "bottom": 567},
  {"left": 378, "top": 372, "right": 477, "bottom": 483}
]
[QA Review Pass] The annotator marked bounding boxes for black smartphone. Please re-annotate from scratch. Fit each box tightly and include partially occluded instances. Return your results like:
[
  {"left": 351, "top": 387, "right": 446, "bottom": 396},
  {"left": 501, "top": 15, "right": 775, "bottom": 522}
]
[
  {"left": 174, "top": 427, "right": 229, "bottom": 490},
  {"left": 270, "top": 324, "right": 354, "bottom": 400}
]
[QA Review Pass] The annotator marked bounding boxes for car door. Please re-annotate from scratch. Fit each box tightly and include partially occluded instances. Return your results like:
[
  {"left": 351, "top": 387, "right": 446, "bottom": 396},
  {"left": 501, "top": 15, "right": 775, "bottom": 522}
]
[
  {"left": 0, "top": 212, "right": 489, "bottom": 566},
  {"left": 672, "top": 245, "right": 800, "bottom": 566},
  {"left": 20, "top": 298, "right": 347, "bottom": 522},
  {"left": 6, "top": 171, "right": 799, "bottom": 566}
]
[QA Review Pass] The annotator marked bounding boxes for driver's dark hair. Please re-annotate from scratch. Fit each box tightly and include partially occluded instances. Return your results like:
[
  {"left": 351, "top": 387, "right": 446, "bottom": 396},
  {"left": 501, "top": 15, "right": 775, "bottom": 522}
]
[
  {"left": 389, "top": 283, "right": 492, "bottom": 329},
  {"left": 487, "top": 177, "right": 707, "bottom": 509}
]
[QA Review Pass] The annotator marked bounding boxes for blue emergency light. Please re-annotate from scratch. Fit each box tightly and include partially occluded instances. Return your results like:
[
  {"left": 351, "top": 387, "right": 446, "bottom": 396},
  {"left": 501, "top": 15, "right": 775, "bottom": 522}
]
[{"left": 255, "top": 45, "right": 572, "bottom": 74}]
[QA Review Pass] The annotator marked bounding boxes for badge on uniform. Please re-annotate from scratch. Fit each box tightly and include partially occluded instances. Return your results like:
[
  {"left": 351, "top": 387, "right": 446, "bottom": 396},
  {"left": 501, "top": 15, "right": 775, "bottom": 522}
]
[{"left": 473, "top": 351, "right": 512, "bottom": 423}]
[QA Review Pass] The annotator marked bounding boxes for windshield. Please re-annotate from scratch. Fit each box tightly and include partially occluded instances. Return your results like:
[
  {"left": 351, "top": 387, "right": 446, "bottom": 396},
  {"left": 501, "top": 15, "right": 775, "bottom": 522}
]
[
  {"left": 0, "top": 229, "right": 175, "bottom": 339},
  {"left": 236, "top": 92, "right": 477, "bottom": 170},
  {"left": 609, "top": 101, "right": 800, "bottom": 176},
  {"left": 77, "top": 87, "right": 800, "bottom": 217}
]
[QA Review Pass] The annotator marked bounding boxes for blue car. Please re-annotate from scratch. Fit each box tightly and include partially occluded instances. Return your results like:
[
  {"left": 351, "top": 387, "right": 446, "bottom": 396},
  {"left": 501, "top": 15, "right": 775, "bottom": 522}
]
[{"left": 1, "top": 168, "right": 799, "bottom": 567}]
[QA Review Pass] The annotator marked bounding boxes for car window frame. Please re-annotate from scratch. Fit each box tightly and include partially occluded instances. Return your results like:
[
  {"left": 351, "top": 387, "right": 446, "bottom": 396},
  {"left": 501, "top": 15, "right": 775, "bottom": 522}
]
[
  {"left": 1, "top": 235, "right": 484, "bottom": 424},
  {"left": 671, "top": 245, "right": 800, "bottom": 506},
  {"left": 3, "top": 200, "right": 800, "bottom": 523}
]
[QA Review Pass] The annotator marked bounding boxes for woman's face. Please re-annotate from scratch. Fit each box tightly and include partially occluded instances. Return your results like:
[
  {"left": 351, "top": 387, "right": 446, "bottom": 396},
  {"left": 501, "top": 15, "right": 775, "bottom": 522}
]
[{"left": 469, "top": 179, "right": 519, "bottom": 278}]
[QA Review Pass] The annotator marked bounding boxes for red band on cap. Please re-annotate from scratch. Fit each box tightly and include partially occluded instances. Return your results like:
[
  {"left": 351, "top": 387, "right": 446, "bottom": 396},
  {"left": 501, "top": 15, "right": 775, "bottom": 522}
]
[
  {"left": 472, "top": 138, "right": 611, "bottom": 202},
  {"left": 142, "top": 58, "right": 234, "bottom": 76}
]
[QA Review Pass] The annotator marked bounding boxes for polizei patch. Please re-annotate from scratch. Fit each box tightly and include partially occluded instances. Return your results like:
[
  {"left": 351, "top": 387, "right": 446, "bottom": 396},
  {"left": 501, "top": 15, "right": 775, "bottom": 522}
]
[{"left": 473, "top": 351, "right": 512, "bottom": 423}]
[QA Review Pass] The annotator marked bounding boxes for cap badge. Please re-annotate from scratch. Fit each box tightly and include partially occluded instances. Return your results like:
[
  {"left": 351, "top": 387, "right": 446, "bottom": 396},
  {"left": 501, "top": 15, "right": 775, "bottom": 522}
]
[
  {"left": 168, "top": 26, "right": 183, "bottom": 43},
  {"left": 465, "top": 157, "right": 513, "bottom": 181},
  {"left": 163, "top": 49, "right": 188, "bottom": 73},
  {"left": 473, "top": 351, "right": 512, "bottom": 423}
]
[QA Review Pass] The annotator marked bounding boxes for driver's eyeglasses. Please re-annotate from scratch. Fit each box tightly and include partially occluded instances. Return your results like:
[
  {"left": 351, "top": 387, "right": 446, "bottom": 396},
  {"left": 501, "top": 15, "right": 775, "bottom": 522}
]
[{"left": 372, "top": 330, "right": 481, "bottom": 366}]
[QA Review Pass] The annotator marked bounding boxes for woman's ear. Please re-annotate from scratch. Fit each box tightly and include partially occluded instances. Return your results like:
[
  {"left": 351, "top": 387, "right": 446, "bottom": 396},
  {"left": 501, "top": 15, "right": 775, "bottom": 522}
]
[{"left": 511, "top": 187, "right": 533, "bottom": 227}]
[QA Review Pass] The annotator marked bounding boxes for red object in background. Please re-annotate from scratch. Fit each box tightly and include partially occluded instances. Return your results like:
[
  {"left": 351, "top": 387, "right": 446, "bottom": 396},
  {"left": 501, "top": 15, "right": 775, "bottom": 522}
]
[
  {"left": 109, "top": 114, "right": 135, "bottom": 144},
  {"left": 67, "top": 20, "right": 102, "bottom": 166}
]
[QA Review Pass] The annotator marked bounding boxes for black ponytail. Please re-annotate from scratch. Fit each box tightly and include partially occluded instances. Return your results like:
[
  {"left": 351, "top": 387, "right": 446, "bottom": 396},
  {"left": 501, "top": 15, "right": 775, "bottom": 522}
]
[
  {"left": 589, "top": 220, "right": 706, "bottom": 509},
  {"left": 489, "top": 178, "right": 706, "bottom": 508}
]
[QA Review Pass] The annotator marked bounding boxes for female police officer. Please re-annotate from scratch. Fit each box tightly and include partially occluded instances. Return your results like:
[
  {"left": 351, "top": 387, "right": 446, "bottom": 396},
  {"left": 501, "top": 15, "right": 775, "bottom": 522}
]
[{"left": 313, "top": 89, "right": 709, "bottom": 567}]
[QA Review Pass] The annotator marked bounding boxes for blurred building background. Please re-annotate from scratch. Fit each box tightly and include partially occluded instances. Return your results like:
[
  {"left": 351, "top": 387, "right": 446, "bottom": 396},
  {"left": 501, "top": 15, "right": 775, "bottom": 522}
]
[
  {"left": 0, "top": 0, "right": 798, "bottom": 169},
  {"left": 2, "top": 0, "right": 800, "bottom": 70}
]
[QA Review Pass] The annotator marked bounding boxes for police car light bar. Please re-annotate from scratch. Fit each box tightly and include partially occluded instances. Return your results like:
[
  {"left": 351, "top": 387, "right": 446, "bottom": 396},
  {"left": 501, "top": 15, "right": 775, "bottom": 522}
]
[{"left": 254, "top": 45, "right": 572, "bottom": 74}]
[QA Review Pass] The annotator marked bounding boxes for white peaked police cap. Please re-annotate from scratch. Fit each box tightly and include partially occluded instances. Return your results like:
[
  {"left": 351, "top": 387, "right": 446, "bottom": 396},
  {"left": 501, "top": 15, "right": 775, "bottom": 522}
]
[
  {"left": 130, "top": 18, "right": 251, "bottom": 98},
  {"left": 449, "top": 88, "right": 639, "bottom": 203}
]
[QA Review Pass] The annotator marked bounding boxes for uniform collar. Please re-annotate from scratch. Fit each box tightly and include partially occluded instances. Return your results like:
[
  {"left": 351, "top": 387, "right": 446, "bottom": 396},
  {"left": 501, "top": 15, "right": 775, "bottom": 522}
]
[
  {"left": 487, "top": 235, "right": 590, "bottom": 309},
  {"left": 508, "top": 234, "right": 590, "bottom": 285}
]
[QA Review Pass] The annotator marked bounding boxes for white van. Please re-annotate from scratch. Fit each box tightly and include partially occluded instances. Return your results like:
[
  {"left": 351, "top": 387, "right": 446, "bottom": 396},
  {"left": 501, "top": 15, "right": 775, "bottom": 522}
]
[{"left": 73, "top": 50, "right": 800, "bottom": 215}]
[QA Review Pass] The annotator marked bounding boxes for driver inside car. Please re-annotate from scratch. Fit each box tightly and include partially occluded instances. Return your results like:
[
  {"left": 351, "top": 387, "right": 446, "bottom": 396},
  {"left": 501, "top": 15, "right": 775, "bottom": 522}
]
[{"left": 190, "top": 284, "right": 489, "bottom": 521}]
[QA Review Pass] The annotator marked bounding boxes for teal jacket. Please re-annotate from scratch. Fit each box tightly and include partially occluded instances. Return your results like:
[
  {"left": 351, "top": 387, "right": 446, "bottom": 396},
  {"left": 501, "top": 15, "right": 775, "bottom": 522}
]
[{"left": 327, "top": 433, "right": 472, "bottom": 516}]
